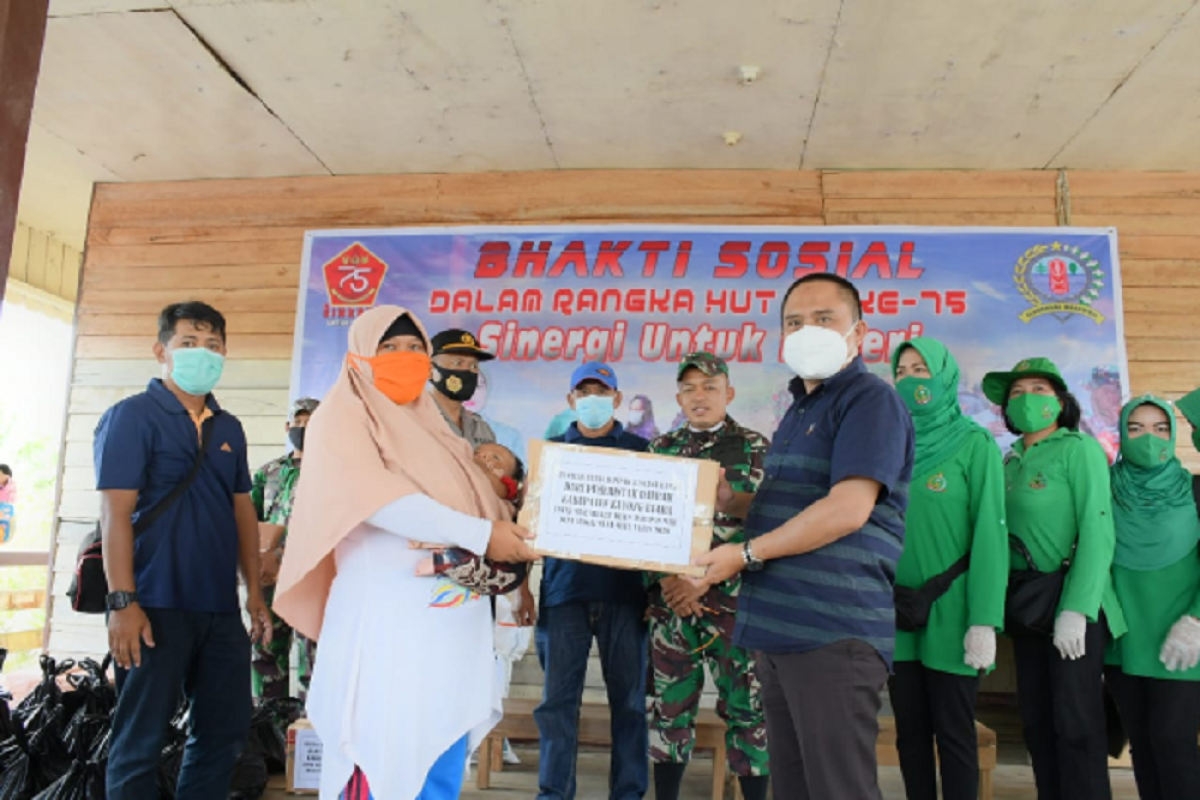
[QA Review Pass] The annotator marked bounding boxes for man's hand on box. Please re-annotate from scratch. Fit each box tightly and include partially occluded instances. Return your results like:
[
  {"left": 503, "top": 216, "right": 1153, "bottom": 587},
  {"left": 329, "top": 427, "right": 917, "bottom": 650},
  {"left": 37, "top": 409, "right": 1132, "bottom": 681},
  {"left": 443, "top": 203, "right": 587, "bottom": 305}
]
[{"left": 688, "top": 543, "right": 745, "bottom": 590}]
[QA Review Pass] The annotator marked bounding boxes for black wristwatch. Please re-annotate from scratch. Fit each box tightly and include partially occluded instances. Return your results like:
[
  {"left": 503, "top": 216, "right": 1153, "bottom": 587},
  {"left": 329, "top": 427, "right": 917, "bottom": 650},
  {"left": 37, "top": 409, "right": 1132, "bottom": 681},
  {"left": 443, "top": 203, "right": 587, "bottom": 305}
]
[
  {"left": 742, "top": 541, "right": 765, "bottom": 573},
  {"left": 106, "top": 591, "right": 138, "bottom": 611}
]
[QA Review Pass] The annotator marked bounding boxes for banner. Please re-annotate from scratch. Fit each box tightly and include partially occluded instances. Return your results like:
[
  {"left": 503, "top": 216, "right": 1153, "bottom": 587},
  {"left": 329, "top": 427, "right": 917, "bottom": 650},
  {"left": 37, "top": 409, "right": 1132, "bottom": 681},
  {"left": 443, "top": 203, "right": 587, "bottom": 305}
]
[{"left": 292, "top": 226, "right": 1127, "bottom": 462}]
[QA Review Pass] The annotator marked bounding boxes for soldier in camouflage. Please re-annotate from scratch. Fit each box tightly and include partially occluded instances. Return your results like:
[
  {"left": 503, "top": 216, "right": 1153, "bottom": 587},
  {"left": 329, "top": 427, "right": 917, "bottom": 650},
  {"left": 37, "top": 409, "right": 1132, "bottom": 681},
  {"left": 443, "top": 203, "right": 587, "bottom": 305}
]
[
  {"left": 646, "top": 352, "right": 771, "bottom": 800},
  {"left": 250, "top": 397, "right": 319, "bottom": 702}
]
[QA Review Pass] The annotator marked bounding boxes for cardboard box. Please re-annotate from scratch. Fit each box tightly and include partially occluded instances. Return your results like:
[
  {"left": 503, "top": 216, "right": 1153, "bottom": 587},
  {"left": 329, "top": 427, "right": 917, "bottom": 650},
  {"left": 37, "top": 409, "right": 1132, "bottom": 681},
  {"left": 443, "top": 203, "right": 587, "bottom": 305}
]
[
  {"left": 286, "top": 719, "right": 322, "bottom": 795},
  {"left": 519, "top": 440, "right": 719, "bottom": 577}
]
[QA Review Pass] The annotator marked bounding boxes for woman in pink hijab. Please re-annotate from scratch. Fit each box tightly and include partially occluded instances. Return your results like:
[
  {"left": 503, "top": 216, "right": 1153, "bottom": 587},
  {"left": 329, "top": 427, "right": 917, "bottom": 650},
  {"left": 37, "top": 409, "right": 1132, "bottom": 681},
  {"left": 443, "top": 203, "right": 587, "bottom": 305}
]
[{"left": 274, "top": 306, "right": 536, "bottom": 799}]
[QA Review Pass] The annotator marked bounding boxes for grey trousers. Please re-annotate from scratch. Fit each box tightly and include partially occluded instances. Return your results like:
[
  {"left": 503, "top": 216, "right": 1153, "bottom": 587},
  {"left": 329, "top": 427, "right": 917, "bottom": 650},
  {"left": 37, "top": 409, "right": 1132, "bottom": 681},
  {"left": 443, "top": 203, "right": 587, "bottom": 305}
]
[{"left": 756, "top": 639, "right": 888, "bottom": 800}]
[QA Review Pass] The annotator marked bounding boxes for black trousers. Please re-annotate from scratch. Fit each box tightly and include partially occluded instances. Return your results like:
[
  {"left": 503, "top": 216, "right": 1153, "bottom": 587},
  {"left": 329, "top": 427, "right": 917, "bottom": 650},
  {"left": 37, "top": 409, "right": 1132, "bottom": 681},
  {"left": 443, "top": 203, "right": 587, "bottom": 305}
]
[
  {"left": 888, "top": 661, "right": 979, "bottom": 800},
  {"left": 1012, "top": 621, "right": 1112, "bottom": 800},
  {"left": 756, "top": 639, "right": 888, "bottom": 800},
  {"left": 1105, "top": 667, "right": 1200, "bottom": 800}
]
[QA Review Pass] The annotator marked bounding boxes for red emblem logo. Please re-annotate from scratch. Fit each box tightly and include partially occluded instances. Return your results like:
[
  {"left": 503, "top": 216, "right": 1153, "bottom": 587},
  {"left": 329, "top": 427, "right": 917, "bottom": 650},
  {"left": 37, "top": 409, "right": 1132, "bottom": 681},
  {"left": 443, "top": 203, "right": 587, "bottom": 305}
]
[{"left": 322, "top": 243, "right": 388, "bottom": 322}]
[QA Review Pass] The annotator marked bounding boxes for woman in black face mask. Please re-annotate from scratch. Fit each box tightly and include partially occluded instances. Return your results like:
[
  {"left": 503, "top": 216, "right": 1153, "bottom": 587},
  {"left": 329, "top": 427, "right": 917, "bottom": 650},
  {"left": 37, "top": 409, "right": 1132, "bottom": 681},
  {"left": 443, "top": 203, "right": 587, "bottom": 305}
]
[{"left": 428, "top": 328, "right": 499, "bottom": 447}]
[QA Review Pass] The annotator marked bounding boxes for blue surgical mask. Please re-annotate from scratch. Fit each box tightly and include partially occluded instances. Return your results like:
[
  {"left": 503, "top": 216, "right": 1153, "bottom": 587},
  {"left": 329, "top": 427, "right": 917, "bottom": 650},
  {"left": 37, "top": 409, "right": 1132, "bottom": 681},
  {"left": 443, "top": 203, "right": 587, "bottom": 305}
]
[
  {"left": 170, "top": 348, "right": 225, "bottom": 396},
  {"left": 575, "top": 395, "right": 616, "bottom": 429}
]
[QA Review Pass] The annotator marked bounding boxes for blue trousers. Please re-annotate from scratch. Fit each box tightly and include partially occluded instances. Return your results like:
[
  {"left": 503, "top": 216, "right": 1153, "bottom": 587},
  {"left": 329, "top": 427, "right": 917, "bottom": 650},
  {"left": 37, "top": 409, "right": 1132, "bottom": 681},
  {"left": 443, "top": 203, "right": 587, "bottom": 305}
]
[
  {"left": 534, "top": 600, "right": 649, "bottom": 800},
  {"left": 106, "top": 609, "right": 251, "bottom": 800}
]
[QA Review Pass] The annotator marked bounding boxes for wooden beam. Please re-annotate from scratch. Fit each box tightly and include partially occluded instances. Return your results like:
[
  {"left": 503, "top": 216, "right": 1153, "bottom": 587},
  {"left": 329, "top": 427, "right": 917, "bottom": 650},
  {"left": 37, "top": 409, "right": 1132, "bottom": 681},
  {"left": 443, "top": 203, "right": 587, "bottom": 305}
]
[
  {"left": 0, "top": 589, "right": 46, "bottom": 611},
  {"left": 0, "top": 0, "right": 50, "bottom": 312},
  {"left": 0, "top": 628, "right": 44, "bottom": 652},
  {"left": 0, "top": 549, "right": 50, "bottom": 567}
]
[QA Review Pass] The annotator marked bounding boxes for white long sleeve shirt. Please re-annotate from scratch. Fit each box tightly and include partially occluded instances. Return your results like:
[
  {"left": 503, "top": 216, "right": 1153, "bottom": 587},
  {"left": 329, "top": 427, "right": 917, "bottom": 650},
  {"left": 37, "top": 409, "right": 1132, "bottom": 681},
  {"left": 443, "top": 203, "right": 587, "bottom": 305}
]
[{"left": 306, "top": 494, "right": 497, "bottom": 799}]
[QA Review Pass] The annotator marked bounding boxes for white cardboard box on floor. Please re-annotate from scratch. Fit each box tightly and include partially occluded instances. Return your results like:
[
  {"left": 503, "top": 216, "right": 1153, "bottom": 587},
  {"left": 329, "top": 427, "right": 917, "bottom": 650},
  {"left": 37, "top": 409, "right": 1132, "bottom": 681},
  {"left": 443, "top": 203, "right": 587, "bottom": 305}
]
[{"left": 286, "top": 719, "right": 322, "bottom": 795}]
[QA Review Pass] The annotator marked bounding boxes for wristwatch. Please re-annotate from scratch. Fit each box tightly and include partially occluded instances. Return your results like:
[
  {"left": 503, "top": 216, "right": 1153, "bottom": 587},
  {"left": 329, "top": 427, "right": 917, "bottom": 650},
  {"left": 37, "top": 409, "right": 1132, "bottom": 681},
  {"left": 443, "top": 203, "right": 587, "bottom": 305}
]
[
  {"left": 742, "top": 541, "right": 765, "bottom": 573},
  {"left": 105, "top": 591, "right": 138, "bottom": 611}
]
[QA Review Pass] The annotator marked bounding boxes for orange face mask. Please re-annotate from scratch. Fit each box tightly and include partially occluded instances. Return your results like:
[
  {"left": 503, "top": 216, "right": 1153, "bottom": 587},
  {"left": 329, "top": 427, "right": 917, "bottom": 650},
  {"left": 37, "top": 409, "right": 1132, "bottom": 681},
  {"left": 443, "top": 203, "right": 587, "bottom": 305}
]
[{"left": 351, "top": 351, "right": 431, "bottom": 405}]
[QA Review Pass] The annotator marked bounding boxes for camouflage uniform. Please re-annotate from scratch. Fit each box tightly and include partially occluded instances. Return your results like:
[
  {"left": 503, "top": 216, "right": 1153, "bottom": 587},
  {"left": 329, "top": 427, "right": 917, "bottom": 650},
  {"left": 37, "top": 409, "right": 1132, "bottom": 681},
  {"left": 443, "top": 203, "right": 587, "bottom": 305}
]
[
  {"left": 646, "top": 353, "right": 770, "bottom": 778},
  {"left": 251, "top": 433, "right": 318, "bottom": 701}
]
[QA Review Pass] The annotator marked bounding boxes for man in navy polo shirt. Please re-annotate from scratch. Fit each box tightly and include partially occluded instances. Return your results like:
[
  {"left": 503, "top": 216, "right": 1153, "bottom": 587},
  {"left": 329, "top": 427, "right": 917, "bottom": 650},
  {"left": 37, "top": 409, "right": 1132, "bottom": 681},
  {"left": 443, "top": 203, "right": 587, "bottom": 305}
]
[
  {"left": 95, "top": 301, "right": 270, "bottom": 799},
  {"left": 694, "top": 274, "right": 915, "bottom": 800},
  {"left": 536, "top": 361, "right": 650, "bottom": 800}
]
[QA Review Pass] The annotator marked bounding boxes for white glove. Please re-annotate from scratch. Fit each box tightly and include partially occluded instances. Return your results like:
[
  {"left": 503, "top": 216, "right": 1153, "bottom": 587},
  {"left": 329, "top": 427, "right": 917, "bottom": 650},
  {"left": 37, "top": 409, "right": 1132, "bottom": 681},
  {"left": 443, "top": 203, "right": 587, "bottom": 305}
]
[
  {"left": 1053, "top": 610, "right": 1087, "bottom": 660},
  {"left": 1160, "top": 615, "right": 1200, "bottom": 673},
  {"left": 963, "top": 626, "right": 997, "bottom": 671}
]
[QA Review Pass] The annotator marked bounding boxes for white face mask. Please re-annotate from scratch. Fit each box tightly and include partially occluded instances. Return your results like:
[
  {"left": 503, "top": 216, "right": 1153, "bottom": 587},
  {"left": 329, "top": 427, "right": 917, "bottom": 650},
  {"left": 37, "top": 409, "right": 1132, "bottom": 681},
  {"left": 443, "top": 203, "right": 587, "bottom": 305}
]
[
  {"left": 782, "top": 325, "right": 856, "bottom": 380},
  {"left": 628, "top": 409, "right": 645, "bottom": 426}
]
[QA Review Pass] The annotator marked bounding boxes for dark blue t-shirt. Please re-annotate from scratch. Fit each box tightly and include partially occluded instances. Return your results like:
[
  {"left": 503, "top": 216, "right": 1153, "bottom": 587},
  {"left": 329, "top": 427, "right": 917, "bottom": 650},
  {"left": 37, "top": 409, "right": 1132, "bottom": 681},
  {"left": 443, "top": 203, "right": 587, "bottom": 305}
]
[
  {"left": 93, "top": 379, "right": 252, "bottom": 613},
  {"left": 542, "top": 421, "right": 650, "bottom": 608},
  {"left": 735, "top": 358, "right": 914, "bottom": 667}
]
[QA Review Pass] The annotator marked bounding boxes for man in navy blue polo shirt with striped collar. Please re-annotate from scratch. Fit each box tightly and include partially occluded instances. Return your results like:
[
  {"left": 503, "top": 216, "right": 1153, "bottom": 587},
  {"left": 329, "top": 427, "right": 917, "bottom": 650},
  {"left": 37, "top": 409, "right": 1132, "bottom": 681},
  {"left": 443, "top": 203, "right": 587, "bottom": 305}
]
[
  {"left": 694, "top": 274, "right": 914, "bottom": 800},
  {"left": 95, "top": 301, "right": 271, "bottom": 799}
]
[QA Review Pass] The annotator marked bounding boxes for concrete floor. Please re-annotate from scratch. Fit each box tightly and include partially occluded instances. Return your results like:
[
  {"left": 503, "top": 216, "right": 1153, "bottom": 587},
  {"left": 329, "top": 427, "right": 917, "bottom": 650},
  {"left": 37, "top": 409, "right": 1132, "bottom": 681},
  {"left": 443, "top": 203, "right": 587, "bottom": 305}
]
[{"left": 264, "top": 744, "right": 1141, "bottom": 799}]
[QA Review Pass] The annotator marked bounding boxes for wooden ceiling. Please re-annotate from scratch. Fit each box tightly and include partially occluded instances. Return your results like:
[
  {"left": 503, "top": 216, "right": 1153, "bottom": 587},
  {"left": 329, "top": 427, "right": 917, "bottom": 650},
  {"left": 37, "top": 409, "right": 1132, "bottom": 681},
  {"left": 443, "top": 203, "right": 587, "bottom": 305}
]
[{"left": 18, "top": 0, "right": 1200, "bottom": 249}]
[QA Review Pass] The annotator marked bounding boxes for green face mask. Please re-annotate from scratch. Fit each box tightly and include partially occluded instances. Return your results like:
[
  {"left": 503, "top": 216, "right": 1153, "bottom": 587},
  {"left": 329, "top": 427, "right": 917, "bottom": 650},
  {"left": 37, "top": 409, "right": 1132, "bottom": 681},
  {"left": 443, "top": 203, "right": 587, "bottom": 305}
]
[
  {"left": 1007, "top": 393, "right": 1062, "bottom": 434},
  {"left": 895, "top": 376, "right": 942, "bottom": 416},
  {"left": 1122, "top": 433, "right": 1172, "bottom": 469}
]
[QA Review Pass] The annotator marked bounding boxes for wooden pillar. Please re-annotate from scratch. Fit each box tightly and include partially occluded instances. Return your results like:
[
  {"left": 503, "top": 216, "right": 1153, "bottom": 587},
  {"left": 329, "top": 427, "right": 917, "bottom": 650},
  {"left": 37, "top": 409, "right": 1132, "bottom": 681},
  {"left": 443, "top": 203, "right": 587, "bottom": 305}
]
[{"left": 0, "top": 0, "right": 50, "bottom": 315}]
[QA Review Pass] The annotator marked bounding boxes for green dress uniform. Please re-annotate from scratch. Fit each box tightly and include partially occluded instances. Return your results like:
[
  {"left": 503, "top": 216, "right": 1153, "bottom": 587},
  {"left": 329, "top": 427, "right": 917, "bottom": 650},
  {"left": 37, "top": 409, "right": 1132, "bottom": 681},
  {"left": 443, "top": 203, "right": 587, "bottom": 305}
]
[
  {"left": 984, "top": 356, "right": 1124, "bottom": 800},
  {"left": 250, "top": 453, "right": 316, "bottom": 700},
  {"left": 1103, "top": 396, "right": 1200, "bottom": 800},
  {"left": 1004, "top": 429, "right": 1126, "bottom": 632},
  {"left": 889, "top": 338, "right": 1008, "bottom": 800},
  {"left": 643, "top": 353, "right": 770, "bottom": 796},
  {"left": 895, "top": 433, "right": 1008, "bottom": 675}
]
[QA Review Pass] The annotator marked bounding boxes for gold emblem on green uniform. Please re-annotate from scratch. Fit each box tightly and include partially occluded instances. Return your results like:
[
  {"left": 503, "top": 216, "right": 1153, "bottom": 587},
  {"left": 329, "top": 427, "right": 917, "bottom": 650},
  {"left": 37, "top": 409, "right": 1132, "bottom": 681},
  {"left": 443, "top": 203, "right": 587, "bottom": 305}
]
[
  {"left": 926, "top": 473, "right": 947, "bottom": 493},
  {"left": 447, "top": 375, "right": 463, "bottom": 393},
  {"left": 1029, "top": 471, "right": 1048, "bottom": 490},
  {"left": 914, "top": 385, "right": 932, "bottom": 406}
]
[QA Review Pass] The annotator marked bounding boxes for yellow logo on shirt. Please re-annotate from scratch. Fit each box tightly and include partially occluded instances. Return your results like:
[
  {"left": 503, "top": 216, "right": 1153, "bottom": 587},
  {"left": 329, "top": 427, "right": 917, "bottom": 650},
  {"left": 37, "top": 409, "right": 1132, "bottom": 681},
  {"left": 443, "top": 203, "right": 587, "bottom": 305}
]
[{"left": 926, "top": 473, "right": 947, "bottom": 493}]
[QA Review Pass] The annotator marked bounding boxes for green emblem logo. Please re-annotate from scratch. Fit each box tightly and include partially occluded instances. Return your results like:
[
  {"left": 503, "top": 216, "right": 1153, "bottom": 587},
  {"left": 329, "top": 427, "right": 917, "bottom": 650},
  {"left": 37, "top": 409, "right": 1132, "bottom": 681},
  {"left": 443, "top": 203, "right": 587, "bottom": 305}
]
[
  {"left": 1029, "top": 471, "right": 1048, "bottom": 490},
  {"left": 926, "top": 473, "right": 947, "bottom": 493},
  {"left": 914, "top": 385, "right": 933, "bottom": 406}
]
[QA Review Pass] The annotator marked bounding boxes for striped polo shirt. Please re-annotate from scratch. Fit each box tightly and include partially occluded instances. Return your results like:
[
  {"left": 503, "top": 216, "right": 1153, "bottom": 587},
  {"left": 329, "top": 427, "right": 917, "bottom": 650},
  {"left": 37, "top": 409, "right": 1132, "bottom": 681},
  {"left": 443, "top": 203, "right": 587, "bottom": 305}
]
[{"left": 734, "top": 357, "right": 914, "bottom": 667}]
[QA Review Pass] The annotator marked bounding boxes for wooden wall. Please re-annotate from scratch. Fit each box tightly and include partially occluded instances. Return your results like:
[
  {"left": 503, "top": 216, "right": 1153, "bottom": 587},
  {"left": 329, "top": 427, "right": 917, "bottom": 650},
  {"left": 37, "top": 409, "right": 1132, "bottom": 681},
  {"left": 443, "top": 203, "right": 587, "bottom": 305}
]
[{"left": 49, "top": 170, "right": 1200, "bottom": 697}]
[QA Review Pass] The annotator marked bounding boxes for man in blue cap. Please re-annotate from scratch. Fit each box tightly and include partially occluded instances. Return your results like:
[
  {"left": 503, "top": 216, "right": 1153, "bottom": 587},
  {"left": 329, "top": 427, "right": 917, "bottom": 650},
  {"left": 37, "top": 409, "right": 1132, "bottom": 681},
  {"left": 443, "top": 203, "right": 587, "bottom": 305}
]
[{"left": 535, "top": 361, "right": 650, "bottom": 800}]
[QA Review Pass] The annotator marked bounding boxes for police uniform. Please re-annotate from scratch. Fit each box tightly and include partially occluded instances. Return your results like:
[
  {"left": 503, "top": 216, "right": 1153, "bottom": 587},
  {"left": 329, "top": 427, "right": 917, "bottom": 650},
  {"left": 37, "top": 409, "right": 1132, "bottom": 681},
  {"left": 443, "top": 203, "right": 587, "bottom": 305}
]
[{"left": 645, "top": 352, "right": 770, "bottom": 796}]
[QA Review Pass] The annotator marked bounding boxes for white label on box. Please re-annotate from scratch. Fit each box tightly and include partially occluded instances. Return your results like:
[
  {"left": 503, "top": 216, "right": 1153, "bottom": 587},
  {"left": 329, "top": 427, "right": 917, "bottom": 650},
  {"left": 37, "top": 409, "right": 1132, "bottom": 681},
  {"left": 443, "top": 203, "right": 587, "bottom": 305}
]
[
  {"left": 294, "top": 729, "right": 323, "bottom": 791},
  {"left": 539, "top": 447, "right": 699, "bottom": 566}
]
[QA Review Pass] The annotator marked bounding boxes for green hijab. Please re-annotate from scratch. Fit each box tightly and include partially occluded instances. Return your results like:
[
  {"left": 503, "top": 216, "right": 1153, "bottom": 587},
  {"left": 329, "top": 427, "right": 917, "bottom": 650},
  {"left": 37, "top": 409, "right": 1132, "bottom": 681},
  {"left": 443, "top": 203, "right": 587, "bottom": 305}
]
[
  {"left": 1111, "top": 396, "right": 1200, "bottom": 571},
  {"left": 890, "top": 337, "right": 985, "bottom": 478}
]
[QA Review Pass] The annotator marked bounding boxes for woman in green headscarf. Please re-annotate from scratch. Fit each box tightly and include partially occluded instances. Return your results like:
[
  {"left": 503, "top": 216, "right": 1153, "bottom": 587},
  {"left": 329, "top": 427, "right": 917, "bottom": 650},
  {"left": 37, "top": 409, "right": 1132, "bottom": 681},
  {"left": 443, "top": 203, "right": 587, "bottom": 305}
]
[
  {"left": 1105, "top": 396, "right": 1200, "bottom": 800},
  {"left": 888, "top": 338, "right": 1009, "bottom": 800}
]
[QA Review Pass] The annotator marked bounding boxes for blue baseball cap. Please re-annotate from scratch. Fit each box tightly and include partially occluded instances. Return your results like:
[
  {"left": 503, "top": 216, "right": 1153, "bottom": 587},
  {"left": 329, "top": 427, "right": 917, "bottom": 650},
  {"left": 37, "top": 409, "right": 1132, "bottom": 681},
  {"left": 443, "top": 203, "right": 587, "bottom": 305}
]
[{"left": 570, "top": 361, "right": 619, "bottom": 391}]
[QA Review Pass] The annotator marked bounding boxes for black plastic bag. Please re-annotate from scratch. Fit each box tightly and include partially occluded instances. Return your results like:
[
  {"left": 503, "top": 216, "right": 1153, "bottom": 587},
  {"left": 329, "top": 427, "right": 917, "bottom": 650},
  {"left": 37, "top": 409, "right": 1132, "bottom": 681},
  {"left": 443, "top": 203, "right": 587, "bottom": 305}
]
[
  {"left": 31, "top": 726, "right": 109, "bottom": 800},
  {"left": 0, "top": 720, "right": 65, "bottom": 800},
  {"left": 243, "top": 702, "right": 294, "bottom": 776},
  {"left": 226, "top": 751, "right": 268, "bottom": 800}
]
